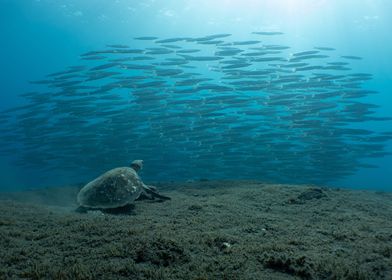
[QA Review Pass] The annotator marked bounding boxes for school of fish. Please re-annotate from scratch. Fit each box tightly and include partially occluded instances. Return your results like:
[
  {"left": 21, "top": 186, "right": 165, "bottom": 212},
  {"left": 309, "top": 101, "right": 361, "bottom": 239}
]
[{"left": 0, "top": 32, "right": 391, "bottom": 185}]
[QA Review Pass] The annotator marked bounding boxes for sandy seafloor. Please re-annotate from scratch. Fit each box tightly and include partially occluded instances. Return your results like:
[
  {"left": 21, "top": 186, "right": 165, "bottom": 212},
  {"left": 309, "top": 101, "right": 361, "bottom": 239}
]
[{"left": 0, "top": 180, "right": 392, "bottom": 280}]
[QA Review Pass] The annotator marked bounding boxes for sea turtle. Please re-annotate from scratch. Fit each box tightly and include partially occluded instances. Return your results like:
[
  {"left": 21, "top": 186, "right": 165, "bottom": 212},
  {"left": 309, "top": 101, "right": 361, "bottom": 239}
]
[{"left": 76, "top": 160, "right": 170, "bottom": 213}]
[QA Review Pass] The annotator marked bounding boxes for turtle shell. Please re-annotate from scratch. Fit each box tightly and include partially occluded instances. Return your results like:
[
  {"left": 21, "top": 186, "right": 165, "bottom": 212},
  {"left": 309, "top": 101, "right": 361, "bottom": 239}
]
[{"left": 77, "top": 167, "right": 144, "bottom": 209}]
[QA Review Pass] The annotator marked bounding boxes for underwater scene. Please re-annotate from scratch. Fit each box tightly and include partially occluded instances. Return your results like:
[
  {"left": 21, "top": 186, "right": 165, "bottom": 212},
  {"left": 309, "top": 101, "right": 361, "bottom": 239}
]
[{"left": 0, "top": 0, "right": 391, "bottom": 279}]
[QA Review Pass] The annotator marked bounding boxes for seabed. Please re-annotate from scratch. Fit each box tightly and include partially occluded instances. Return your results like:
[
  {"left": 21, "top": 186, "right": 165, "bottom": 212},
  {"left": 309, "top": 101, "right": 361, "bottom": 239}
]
[{"left": 1, "top": 180, "right": 391, "bottom": 279}]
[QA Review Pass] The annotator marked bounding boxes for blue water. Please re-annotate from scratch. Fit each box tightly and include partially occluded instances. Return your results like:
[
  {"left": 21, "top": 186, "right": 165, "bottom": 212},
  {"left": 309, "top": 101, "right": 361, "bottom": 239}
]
[{"left": 0, "top": 0, "right": 391, "bottom": 191}]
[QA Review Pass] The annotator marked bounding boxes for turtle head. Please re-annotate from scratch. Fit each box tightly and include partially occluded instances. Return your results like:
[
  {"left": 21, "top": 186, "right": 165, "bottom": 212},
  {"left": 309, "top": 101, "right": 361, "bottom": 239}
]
[{"left": 130, "top": 160, "right": 144, "bottom": 172}]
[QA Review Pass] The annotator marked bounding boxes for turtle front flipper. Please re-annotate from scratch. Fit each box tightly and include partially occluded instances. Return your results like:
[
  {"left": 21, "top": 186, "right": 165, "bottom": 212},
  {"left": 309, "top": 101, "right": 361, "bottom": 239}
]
[
  {"left": 75, "top": 206, "right": 89, "bottom": 213},
  {"left": 143, "top": 185, "right": 171, "bottom": 201}
]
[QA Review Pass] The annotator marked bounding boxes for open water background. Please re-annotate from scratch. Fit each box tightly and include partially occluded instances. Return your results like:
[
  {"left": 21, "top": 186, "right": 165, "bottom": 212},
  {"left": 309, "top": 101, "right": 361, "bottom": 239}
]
[{"left": 0, "top": 0, "right": 391, "bottom": 191}]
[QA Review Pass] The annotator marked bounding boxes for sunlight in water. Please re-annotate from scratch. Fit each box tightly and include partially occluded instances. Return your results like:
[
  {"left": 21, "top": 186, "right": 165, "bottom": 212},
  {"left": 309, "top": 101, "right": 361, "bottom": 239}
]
[
  {"left": 263, "top": 0, "right": 328, "bottom": 17},
  {"left": 194, "top": 0, "right": 330, "bottom": 25},
  {"left": 216, "top": 0, "right": 328, "bottom": 15}
]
